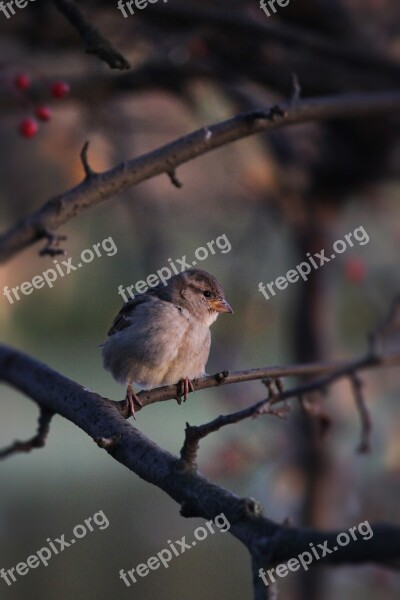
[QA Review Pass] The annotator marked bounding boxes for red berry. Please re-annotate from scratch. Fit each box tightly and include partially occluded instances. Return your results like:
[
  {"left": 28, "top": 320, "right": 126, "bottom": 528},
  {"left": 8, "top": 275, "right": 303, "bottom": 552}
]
[
  {"left": 344, "top": 258, "right": 367, "bottom": 283},
  {"left": 50, "top": 81, "right": 70, "bottom": 98},
  {"left": 35, "top": 106, "right": 52, "bottom": 122},
  {"left": 14, "top": 73, "right": 30, "bottom": 91},
  {"left": 18, "top": 118, "right": 38, "bottom": 138}
]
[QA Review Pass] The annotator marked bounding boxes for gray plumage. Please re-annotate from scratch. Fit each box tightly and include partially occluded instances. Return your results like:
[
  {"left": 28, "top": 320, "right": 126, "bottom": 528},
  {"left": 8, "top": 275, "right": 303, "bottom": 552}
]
[{"left": 102, "top": 268, "right": 232, "bottom": 391}]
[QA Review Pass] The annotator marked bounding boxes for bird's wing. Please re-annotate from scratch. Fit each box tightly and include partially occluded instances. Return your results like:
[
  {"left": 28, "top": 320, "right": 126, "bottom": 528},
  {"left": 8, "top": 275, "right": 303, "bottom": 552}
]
[{"left": 107, "top": 295, "right": 152, "bottom": 336}]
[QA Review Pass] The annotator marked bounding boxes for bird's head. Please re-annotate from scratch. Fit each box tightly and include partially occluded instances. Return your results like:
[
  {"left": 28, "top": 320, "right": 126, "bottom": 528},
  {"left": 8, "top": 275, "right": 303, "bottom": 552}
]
[{"left": 167, "top": 268, "right": 233, "bottom": 326}]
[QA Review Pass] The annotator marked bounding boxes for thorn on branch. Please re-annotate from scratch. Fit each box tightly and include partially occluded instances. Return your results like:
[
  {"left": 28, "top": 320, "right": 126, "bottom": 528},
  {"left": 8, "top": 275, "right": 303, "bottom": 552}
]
[
  {"left": 350, "top": 374, "right": 372, "bottom": 454},
  {"left": 0, "top": 407, "right": 54, "bottom": 460},
  {"left": 80, "top": 141, "right": 96, "bottom": 179},
  {"left": 167, "top": 170, "right": 183, "bottom": 188},
  {"left": 39, "top": 229, "right": 67, "bottom": 257}
]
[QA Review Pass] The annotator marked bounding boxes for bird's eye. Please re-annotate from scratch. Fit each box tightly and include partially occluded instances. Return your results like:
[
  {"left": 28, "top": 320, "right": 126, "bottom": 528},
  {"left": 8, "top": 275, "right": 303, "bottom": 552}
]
[{"left": 203, "top": 291, "right": 212, "bottom": 298}]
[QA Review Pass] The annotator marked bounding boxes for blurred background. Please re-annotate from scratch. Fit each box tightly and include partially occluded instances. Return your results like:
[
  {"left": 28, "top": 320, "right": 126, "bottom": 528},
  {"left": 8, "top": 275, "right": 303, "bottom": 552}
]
[{"left": 0, "top": 1, "right": 399, "bottom": 599}]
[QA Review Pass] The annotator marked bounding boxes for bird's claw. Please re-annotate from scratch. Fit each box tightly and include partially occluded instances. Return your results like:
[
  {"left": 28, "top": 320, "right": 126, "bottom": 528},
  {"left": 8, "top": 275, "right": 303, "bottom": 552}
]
[
  {"left": 125, "top": 384, "right": 142, "bottom": 419},
  {"left": 176, "top": 377, "right": 195, "bottom": 404}
]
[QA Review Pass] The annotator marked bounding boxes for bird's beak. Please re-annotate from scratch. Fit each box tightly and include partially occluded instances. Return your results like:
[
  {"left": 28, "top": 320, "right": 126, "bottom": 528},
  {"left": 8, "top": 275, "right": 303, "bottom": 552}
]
[{"left": 211, "top": 298, "right": 234, "bottom": 314}]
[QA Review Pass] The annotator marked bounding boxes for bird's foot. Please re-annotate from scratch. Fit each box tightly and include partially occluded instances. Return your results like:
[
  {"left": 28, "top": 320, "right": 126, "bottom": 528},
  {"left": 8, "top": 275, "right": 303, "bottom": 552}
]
[
  {"left": 125, "top": 384, "right": 142, "bottom": 419},
  {"left": 176, "top": 377, "right": 195, "bottom": 405}
]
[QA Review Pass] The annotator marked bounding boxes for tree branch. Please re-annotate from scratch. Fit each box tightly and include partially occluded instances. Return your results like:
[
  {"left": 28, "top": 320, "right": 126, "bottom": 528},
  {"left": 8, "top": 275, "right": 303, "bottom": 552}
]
[
  {"left": 176, "top": 348, "right": 400, "bottom": 468},
  {"left": 52, "top": 0, "right": 130, "bottom": 70},
  {"left": 127, "top": 348, "right": 400, "bottom": 411},
  {"left": 1, "top": 343, "right": 400, "bottom": 578},
  {"left": 1, "top": 91, "right": 400, "bottom": 264}
]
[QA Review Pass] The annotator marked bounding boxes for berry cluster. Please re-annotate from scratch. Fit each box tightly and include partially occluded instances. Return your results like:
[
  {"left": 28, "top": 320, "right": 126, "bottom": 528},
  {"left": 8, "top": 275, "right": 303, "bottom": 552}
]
[{"left": 14, "top": 73, "right": 70, "bottom": 139}]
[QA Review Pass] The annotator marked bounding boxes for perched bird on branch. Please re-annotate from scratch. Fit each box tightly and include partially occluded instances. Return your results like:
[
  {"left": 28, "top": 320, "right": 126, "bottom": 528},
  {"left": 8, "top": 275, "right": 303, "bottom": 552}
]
[{"left": 102, "top": 268, "right": 233, "bottom": 417}]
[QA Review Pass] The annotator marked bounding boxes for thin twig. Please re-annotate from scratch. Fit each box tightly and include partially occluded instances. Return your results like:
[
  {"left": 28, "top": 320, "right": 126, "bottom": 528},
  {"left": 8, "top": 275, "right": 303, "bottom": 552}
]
[
  {"left": 0, "top": 407, "right": 54, "bottom": 460},
  {"left": 178, "top": 354, "right": 382, "bottom": 468},
  {"left": 179, "top": 399, "right": 286, "bottom": 469},
  {"left": 52, "top": 0, "right": 130, "bottom": 70},
  {"left": 167, "top": 170, "right": 183, "bottom": 188}
]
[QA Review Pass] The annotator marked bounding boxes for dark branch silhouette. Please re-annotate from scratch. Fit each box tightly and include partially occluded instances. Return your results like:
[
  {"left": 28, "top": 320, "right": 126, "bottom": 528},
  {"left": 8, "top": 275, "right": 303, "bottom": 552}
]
[
  {"left": 1, "top": 91, "right": 400, "bottom": 264},
  {"left": 52, "top": 0, "right": 130, "bottom": 70},
  {"left": 1, "top": 342, "right": 400, "bottom": 588}
]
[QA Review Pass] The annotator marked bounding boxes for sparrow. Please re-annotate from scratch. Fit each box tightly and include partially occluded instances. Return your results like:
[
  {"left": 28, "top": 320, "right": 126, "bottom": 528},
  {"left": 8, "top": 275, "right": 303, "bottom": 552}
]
[{"left": 102, "top": 268, "right": 233, "bottom": 417}]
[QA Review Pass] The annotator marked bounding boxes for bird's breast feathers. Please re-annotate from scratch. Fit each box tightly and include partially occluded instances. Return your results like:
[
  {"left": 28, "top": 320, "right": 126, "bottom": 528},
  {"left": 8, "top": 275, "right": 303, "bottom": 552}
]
[{"left": 102, "top": 297, "right": 211, "bottom": 388}]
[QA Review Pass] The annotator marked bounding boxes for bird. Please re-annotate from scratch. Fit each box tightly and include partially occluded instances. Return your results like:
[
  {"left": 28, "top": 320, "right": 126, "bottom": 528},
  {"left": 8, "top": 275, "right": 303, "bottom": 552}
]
[{"left": 102, "top": 268, "right": 233, "bottom": 417}]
